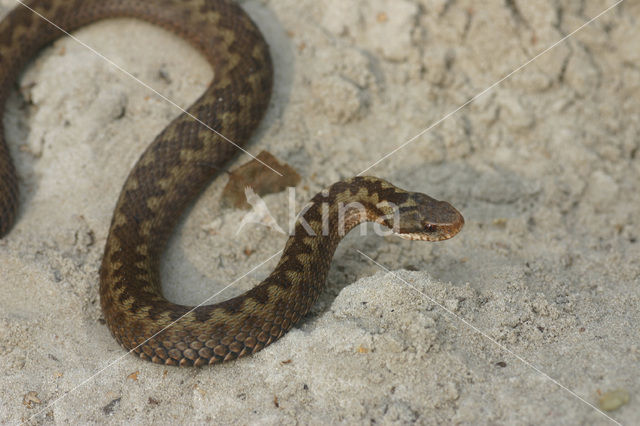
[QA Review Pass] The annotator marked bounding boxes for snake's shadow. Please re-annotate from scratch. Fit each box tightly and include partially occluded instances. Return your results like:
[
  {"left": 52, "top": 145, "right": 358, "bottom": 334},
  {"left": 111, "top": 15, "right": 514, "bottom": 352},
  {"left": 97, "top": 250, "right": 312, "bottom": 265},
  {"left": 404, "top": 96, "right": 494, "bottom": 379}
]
[
  {"left": 160, "top": 1, "right": 295, "bottom": 305},
  {"left": 240, "top": 0, "right": 295, "bottom": 147}
]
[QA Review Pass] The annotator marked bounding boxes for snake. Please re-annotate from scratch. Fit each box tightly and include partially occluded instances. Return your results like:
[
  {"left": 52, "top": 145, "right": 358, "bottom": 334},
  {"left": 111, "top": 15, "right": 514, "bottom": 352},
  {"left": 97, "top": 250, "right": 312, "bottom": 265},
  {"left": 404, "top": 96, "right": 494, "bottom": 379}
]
[{"left": 0, "top": 0, "right": 464, "bottom": 367}]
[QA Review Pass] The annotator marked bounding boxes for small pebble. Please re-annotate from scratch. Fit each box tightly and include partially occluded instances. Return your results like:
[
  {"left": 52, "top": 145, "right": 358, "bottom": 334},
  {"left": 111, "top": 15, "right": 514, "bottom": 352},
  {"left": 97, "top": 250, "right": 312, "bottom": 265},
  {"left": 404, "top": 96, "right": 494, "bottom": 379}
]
[
  {"left": 102, "top": 397, "right": 121, "bottom": 416},
  {"left": 598, "top": 389, "right": 629, "bottom": 412}
]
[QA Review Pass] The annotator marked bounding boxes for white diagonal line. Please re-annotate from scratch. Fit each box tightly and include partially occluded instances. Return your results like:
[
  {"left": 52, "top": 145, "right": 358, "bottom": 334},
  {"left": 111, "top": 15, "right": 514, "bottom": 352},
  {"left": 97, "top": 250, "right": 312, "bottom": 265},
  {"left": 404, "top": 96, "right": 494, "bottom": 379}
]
[
  {"left": 26, "top": 249, "right": 283, "bottom": 424},
  {"left": 356, "top": 250, "right": 620, "bottom": 425},
  {"left": 358, "top": 0, "right": 625, "bottom": 176},
  {"left": 13, "top": 0, "right": 283, "bottom": 177}
]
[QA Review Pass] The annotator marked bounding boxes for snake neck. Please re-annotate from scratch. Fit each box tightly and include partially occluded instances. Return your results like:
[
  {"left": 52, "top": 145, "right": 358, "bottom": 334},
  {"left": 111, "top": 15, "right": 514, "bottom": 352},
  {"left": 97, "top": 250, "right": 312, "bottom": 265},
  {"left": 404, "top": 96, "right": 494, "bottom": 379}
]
[{"left": 265, "top": 177, "right": 410, "bottom": 298}]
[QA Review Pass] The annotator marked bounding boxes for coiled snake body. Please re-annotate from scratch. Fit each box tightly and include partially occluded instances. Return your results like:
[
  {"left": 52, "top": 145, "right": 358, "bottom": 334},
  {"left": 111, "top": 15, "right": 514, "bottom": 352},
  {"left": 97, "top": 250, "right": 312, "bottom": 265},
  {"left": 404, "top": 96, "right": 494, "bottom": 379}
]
[{"left": 0, "top": 0, "right": 464, "bottom": 366}]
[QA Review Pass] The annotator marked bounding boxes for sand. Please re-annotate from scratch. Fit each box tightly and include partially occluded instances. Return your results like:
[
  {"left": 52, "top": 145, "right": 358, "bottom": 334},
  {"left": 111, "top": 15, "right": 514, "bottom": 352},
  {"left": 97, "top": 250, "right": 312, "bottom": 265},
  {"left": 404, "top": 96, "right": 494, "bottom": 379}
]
[{"left": 0, "top": 0, "right": 638, "bottom": 424}]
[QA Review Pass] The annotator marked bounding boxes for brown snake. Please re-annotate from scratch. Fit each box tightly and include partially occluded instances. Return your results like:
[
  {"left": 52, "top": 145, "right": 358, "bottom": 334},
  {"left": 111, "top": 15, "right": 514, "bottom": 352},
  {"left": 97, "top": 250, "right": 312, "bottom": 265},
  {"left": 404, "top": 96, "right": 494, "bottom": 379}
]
[{"left": 0, "top": 0, "right": 464, "bottom": 366}]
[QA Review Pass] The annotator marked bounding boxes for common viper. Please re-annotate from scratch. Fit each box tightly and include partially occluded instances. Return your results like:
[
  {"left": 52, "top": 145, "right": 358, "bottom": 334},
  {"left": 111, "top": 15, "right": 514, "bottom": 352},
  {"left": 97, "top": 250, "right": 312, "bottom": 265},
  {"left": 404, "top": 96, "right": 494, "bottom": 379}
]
[{"left": 0, "top": 0, "right": 464, "bottom": 366}]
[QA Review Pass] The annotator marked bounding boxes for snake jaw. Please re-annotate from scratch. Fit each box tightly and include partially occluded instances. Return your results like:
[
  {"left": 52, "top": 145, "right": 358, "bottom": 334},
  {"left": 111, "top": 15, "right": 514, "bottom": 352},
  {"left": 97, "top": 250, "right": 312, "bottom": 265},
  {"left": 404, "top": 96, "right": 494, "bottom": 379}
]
[{"left": 394, "top": 226, "right": 461, "bottom": 242}]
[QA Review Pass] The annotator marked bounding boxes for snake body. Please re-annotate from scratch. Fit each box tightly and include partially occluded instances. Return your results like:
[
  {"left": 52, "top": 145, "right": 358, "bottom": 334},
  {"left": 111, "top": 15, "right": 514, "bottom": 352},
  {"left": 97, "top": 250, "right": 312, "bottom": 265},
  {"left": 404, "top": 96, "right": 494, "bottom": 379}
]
[{"left": 0, "top": 0, "right": 464, "bottom": 366}]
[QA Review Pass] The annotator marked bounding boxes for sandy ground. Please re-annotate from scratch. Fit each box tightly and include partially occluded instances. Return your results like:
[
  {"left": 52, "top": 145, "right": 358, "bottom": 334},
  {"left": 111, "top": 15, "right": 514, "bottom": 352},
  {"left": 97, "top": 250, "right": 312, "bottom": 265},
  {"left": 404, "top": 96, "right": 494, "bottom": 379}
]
[{"left": 0, "top": 0, "right": 638, "bottom": 424}]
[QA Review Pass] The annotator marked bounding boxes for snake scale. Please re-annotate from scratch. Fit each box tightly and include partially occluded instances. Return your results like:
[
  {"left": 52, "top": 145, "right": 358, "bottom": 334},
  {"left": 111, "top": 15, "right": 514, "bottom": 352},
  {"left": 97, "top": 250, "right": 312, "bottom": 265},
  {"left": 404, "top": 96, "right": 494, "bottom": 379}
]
[{"left": 0, "top": 0, "right": 464, "bottom": 366}]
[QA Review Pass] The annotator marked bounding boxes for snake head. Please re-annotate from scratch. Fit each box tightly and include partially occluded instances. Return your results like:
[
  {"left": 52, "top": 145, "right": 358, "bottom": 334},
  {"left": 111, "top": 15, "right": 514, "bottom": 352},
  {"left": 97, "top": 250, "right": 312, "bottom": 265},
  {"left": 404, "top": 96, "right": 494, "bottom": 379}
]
[{"left": 380, "top": 192, "right": 464, "bottom": 242}]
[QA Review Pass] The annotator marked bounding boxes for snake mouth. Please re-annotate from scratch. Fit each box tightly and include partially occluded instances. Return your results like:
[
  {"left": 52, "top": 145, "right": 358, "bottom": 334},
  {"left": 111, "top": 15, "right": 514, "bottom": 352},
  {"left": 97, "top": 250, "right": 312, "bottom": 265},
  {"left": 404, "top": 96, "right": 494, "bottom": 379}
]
[{"left": 394, "top": 230, "right": 458, "bottom": 241}]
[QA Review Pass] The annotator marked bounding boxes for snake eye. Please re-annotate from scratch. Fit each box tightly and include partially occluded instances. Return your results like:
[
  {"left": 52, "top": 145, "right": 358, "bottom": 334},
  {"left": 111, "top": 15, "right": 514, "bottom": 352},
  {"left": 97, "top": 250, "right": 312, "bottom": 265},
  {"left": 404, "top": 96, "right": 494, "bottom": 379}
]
[{"left": 424, "top": 223, "right": 436, "bottom": 233}]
